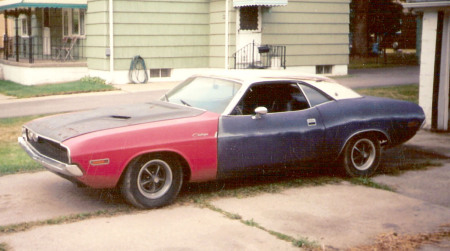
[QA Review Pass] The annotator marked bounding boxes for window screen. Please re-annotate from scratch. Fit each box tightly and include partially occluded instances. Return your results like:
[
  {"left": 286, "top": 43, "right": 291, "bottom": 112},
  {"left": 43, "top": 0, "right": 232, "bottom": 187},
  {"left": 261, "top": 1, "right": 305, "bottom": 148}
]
[{"left": 240, "top": 7, "right": 258, "bottom": 30}]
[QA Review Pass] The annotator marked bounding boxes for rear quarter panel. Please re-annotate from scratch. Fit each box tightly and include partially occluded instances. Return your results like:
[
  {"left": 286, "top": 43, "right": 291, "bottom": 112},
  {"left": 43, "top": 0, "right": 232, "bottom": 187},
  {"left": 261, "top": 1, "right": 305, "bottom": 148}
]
[
  {"left": 317, "top": 96, "right": 425, "bottom": 160},
  {"left": 63, "top": 112, "right": 219, "bottom": 188}
]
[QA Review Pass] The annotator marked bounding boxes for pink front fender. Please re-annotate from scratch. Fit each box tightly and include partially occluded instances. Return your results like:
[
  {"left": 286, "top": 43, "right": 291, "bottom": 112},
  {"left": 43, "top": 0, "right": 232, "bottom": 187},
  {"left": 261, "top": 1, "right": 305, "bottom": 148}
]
[{"left": 64, "top": 112, "right": 220, "bottom": 188}]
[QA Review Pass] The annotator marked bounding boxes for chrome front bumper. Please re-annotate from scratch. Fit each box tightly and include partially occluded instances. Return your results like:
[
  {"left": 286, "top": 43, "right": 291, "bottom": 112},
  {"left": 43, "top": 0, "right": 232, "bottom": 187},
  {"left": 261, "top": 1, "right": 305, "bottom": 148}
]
[{"left": 18, "top": 137, "right": 83, "bottom": 177}]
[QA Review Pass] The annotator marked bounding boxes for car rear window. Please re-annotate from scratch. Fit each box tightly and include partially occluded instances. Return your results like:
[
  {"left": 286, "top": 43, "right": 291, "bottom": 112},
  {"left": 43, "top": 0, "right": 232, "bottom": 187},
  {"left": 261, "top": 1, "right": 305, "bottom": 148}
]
[{"left": 300, "top": 84, "right": 333, "bottom": 107}]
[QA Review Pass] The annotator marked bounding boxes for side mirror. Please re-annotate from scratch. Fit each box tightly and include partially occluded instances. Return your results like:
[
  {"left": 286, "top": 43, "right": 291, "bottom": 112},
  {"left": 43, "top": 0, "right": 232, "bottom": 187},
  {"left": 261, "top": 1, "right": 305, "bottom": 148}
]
[{"left": 252, "top": 106, "right": 268, "bottom": 120}]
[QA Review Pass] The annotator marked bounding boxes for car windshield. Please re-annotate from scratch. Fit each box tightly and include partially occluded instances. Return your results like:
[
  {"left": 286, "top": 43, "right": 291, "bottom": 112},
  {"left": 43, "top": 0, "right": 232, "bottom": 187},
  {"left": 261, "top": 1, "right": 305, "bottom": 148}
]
[{"left": 165, "top": 77, "right": 242, "bottom": 114}]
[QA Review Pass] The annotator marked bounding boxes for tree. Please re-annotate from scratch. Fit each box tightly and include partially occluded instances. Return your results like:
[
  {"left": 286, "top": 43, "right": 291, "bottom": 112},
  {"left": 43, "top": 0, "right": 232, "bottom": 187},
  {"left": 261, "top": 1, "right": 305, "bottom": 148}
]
[
  {"left": 350, "top": 0, "right": 369, "bottom": 56},
  {"left": 350, "top": 0, "right": 403, "bottom": 56},
  {"left": 368, "top": 0, "right": 403, "bottom": 50}
]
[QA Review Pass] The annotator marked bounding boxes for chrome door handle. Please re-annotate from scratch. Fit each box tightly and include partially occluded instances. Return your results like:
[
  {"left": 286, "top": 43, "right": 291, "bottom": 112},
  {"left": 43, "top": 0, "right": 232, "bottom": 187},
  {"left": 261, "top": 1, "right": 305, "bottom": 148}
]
[{"left": 307, "top": 118, "right": 317, "bottom": 126}]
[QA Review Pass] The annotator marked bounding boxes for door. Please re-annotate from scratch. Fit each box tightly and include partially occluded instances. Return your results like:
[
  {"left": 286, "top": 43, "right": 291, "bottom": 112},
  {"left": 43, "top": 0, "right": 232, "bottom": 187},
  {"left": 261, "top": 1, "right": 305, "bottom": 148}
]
[
  {"left": 217, "top": 82, "right": 326, "bottom": 178},
  {"left": 236, "top": 6, "right": 262, "bottom": 64}
]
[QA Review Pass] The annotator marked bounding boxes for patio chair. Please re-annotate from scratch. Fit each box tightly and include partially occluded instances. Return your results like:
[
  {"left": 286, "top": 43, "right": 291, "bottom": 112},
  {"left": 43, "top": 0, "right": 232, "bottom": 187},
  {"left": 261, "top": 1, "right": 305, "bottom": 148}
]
[
  {"left": 62, "top": 37, "right": 78, "bottom": 61},
  {"left": 52, "top": 37, "right": 69, "bottom": 61}
]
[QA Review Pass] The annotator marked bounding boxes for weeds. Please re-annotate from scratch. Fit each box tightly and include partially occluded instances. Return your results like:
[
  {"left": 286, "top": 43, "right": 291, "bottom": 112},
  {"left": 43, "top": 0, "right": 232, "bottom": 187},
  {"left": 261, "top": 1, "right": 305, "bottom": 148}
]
[
  {"left": 197, "top": 200, "right": 318, "bottom": 249},
  {"left": 379, "top": 146, "right": 446, "bottom": 176},
  {"left": 350, "top": 224, "right": 450, "bottom": 251},
  {"left": 0, "top": 207, "right": 135, "bottom": 234},
  {"left": 348, "top": 177, "right": 394, "bottom": 191},
  {"left": 0, "top": 243, "right": 8, "bottom": 251}
]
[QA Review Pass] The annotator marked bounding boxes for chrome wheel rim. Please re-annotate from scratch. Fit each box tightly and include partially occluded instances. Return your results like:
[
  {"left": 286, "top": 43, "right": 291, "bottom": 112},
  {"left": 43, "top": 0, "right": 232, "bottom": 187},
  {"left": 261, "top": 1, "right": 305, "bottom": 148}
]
[
  {"left": 137, "top": 159, "right": 173, "bottom": 199},
  {"left": 351, "top": 139, "right": 376, "bottom": 171}
]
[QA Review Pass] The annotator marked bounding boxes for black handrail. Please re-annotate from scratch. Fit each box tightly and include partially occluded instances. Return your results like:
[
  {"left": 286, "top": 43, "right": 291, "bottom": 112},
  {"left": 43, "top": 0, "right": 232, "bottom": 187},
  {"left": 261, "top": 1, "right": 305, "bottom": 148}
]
[{"left": 233, "top": 41, "right": 286, "bottom": 70}]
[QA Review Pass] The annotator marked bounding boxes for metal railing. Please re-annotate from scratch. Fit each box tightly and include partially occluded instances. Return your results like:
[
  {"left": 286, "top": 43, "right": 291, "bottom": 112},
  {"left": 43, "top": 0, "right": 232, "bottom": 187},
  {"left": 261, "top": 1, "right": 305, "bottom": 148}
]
[
  {"left": 233, "top": 41, "right": 286, "bottom": 70},
  {"left": 3, "top": 36, "right": 86, "bottom": 63}
]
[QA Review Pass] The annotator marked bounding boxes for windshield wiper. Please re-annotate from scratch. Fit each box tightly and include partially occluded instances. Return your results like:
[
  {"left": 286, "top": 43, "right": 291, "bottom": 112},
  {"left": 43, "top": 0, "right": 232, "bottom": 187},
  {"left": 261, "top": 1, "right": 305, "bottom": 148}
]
[
  {"left": 180, "top": 99, "right": 191, "bottom": 107},
  {"left": 165, "top": 94, "right": 169, "bottom": 102}
]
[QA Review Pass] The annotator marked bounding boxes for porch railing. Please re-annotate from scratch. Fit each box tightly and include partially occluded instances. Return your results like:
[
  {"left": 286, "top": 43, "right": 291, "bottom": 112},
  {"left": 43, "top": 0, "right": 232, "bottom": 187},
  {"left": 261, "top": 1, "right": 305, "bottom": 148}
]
[
  {"left": 3, "top": 36, "right": 86, "bottom": 63},
  {"left": 233, "top": 41, "right": 286, "bottom": 70}
]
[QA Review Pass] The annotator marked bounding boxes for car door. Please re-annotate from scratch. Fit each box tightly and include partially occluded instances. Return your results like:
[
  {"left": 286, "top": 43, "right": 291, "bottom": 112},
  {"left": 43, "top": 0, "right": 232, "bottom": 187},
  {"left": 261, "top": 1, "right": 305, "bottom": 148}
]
[{"left": 217, "top": 81, "right": 326, "bottom": 178}]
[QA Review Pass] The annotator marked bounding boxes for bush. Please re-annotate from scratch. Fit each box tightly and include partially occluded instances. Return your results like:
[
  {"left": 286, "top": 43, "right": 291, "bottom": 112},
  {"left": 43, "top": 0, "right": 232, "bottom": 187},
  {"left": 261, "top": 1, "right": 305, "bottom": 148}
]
[{"left": 80, "top": 76, "right": 106, "bottom": 85}]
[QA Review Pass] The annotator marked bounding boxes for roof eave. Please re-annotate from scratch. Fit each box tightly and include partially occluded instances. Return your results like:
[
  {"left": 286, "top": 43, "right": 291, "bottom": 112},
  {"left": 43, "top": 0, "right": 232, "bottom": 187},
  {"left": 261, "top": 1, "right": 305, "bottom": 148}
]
[
  {"left": 0, "top": 1, "right": 87, "bottom": 11},
  {"left": 403, "top": 1, "right": 450, "bottom": 11}
]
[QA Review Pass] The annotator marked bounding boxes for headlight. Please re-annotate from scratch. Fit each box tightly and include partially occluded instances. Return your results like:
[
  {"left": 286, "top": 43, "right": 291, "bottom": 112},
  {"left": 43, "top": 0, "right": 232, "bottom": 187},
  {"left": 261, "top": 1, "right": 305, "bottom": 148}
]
[
  {"left": 26, "top": 129, "right": 39, "bottom": 143},
  {"left": 22, "top": 127, "right": 27, "bottom": 139}
]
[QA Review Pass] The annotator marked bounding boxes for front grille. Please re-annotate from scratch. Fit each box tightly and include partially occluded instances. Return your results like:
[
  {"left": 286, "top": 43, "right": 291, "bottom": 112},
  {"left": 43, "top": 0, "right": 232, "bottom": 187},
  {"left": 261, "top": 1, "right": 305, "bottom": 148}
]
[{"left": 26, "top": 130, "right": 69, "bottom": 164}]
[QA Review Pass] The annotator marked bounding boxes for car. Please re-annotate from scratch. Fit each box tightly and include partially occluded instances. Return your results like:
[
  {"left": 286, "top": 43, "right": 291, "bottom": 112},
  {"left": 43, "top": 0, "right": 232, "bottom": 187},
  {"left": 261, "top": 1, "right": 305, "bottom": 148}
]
[{"left": 18, "top": 70, "right": 425, "bottom": 208}]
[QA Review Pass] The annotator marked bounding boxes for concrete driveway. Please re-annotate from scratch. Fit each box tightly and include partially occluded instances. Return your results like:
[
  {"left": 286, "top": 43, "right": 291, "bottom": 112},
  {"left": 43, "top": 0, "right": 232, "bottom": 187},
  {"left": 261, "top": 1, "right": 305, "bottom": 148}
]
[{"left": 0, "top": 131, "right": 449, "bottom": 250}]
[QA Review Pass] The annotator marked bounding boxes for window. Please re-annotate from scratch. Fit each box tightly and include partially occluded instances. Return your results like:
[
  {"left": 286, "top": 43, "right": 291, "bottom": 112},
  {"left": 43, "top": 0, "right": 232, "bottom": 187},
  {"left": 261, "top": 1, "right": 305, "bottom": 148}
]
[
  {"left": 63, "top": 9, "right": 69, "bottom": 36},
  {"left": 80, "top": 9, "right": 85, "bottom": 35},
  {"left": 240, "top": 6, "right": 259, "bottom": 30},
  {"left": 233, "top": 82, "right": 310, "bottom": 115},
  {"left": 150, "top": 68, "right": 172, "bottom": 78},
  {"left": 300, "top": 84, "right": 332, "bottom": 107},
  {"left": 72, "top": 9, "right": 79, "bottom": 35},
  {"left": 21, "top": 18, "right": 28, "bottom": 36},
  {"left": 62, "top": 8, "right": 86, "bottom": 37},
  {"left": 166, "top": 77, "right": 241, "bottom": 114},
  {"left": 19, "top": 15, "right": 30, "bottom": 37},
  {"left": 316, "top": 65, "right": 333, "bottom": 74}
]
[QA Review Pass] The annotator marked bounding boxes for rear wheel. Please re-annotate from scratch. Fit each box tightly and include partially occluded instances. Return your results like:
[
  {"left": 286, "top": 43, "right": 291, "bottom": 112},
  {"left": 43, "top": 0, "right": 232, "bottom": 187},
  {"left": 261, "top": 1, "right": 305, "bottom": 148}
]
[
  {"left": 121, "top": 155, "right": 183, "bottom": 209},
  {"left": 341, "top": 135, "right": 381, "bottom": 177}
]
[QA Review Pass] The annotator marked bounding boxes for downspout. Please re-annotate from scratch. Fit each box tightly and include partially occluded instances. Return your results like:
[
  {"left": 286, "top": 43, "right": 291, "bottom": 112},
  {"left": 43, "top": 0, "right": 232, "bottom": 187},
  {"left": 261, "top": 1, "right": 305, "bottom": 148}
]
[
  {"left": 27, "top": 8, "right": 33, "bottom": 63},
  {"left": 4, "top": 10, "right": 8, "bottom": 60},
  {"left": 14, "top": 9, "right": 18, "bottom": 62},
  {"left": 225, "top": 0, "right": 229, "bottom": 69},
  {"left": 109, "top": 0, "right": 114, "bottom": 83}
]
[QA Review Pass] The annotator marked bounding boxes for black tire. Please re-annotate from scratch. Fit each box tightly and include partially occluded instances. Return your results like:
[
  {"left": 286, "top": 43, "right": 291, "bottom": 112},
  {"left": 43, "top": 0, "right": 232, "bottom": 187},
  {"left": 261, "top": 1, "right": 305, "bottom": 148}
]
[
  {"left": 121, "top": 155, "right": 183, "bottom": 209},
  {"left": 341, "top": 135, "right": 381, "bottom": 177}
]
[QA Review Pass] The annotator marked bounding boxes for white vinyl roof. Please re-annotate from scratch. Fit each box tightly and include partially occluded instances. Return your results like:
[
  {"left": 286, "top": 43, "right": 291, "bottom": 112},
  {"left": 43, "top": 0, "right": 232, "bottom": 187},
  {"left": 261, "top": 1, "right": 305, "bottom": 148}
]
[
  {"left": 190, "top": 70, "right": 362, "bottom": 100},
  {"left": 0, "top": 0, "right": 87, "bottom": 10}
]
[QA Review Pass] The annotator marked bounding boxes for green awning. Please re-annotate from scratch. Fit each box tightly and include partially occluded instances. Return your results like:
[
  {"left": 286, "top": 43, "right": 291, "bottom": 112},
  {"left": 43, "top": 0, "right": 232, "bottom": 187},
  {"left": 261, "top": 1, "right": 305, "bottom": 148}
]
[
  {"left": 0, "top": 0, "right": 87, "bottom": 11},
  {"left": 233, "top": 0, "right": 288, "bottom": 7}
]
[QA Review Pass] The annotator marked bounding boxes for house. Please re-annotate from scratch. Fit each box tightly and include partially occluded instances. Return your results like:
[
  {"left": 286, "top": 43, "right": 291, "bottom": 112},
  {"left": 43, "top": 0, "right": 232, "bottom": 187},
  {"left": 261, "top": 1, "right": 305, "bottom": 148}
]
[
  {"left": 0, "top": 0, "right": 350, "bottom": 85},
  {"left": 403, "top": 0, "right": 450, "bottom": 132}
]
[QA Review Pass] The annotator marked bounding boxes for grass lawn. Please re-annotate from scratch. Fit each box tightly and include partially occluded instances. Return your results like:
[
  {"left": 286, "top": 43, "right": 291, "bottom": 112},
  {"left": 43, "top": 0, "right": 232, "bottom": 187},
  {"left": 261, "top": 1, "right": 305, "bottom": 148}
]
[
  {"left": 349, "top": 50, "right": 418, "bottom": 69},
  {"left": 0, "top": 77, "right": 116, "bottom": 98},
  {"left": 355, "top": 84, "right": 418, "bottom": 104},
  {"left": 0, "top": 116, "right": 44, "bottom": 176}
]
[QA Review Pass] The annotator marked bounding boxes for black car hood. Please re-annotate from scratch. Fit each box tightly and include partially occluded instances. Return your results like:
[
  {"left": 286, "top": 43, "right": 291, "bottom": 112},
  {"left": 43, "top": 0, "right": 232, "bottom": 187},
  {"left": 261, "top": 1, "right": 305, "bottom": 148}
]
[{"left": 25, "top": 101, "right": 205, "bottom": 142}]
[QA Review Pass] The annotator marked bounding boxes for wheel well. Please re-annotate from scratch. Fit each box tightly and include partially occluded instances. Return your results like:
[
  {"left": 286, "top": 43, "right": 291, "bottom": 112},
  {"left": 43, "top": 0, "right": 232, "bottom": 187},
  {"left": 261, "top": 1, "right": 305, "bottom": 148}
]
[
  {"left": 117, "top": 151, "right": 192, "bottom": 188},
  {"left": 339, "top": 130, "right": 389, "bottom": 158},
  {"left": 352, "top": 131, "right": 389, "bottom": 146}
]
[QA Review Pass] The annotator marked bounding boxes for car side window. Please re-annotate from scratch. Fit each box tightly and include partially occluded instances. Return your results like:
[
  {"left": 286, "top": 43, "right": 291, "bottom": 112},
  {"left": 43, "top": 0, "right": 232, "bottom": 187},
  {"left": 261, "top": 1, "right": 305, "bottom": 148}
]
[
  {"left": 300, "top": 84, "right": 333, "bottom": 107},
  {"left": 231, "top": 82, "right": 310, "bottom": 115}
]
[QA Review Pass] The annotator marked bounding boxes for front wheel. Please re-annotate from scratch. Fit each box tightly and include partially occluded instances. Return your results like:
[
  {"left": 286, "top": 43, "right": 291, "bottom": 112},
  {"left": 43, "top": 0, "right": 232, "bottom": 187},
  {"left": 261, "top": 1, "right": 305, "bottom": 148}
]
[
  {"left": 341, "top": 135, "right": 381, "bottom": 177},
  {"left": 121, "top": 155, "right": 183, "bottom": 209}
]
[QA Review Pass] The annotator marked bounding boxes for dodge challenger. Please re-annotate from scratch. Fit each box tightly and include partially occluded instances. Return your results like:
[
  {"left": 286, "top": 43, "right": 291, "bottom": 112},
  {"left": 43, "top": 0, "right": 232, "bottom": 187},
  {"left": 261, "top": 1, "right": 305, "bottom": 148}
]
[{"left": 18, "top": 71, "right": 425, "bottom": 208}]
